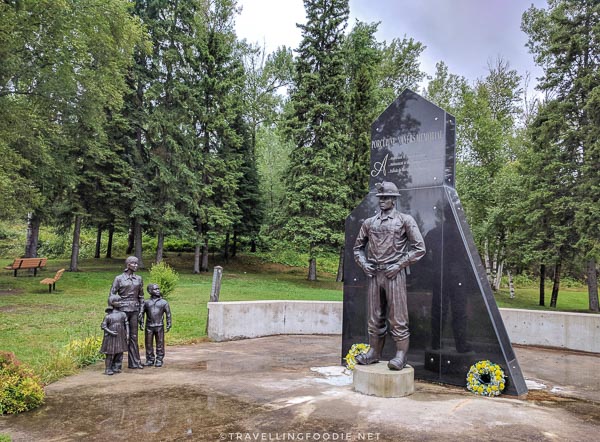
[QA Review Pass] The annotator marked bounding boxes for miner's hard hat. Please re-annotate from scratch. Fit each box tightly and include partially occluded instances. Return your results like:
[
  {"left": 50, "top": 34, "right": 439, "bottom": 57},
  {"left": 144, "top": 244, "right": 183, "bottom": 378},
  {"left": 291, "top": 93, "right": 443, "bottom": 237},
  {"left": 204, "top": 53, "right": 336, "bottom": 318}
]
[{"left": 375, "top": 181, "right": 400, "bottom": 197}]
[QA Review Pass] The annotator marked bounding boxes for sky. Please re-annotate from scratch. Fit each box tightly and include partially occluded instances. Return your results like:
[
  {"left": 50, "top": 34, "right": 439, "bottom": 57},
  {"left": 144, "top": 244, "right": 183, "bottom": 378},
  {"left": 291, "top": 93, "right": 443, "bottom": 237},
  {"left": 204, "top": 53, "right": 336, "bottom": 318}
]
[{"left": 235, "top": 0, "right": 549, "bottom": 90}]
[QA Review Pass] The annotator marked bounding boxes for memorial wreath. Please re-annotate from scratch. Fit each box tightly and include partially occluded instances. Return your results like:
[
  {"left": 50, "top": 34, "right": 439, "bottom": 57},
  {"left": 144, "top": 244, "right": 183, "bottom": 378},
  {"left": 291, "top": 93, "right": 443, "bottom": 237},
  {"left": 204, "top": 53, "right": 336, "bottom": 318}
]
[
  {"left": 466, "top": 360, "right": 506, "bottom": 396},
  {"left": 344, "top": 343, "right": 370, "bottom": 370}
]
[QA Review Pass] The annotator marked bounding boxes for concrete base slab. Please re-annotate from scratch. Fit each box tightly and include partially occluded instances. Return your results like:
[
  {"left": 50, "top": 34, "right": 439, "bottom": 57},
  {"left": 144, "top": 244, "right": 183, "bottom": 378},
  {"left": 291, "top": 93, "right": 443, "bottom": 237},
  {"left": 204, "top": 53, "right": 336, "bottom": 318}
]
[
  {"left": 1, "top": 336, "right": 599, "bottom": 441},
  {"left": 353, "top": 362, "right": 415, "bottom": 397}
]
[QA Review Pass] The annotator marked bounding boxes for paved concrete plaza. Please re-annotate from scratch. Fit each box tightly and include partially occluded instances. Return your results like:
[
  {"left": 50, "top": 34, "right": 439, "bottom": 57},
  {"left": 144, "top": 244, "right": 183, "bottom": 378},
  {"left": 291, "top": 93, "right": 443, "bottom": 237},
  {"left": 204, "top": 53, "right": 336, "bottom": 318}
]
[{"left": 1, "top": 335, "right": 599, "bottom": 441}]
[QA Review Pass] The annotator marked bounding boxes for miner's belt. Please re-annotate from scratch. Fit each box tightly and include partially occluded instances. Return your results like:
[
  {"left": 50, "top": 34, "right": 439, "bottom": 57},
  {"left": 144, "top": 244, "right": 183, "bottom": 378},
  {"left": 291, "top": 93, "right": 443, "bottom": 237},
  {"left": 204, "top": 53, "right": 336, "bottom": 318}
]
[{"left": 372, "top": 263, "right": 396, "bottom": 270}]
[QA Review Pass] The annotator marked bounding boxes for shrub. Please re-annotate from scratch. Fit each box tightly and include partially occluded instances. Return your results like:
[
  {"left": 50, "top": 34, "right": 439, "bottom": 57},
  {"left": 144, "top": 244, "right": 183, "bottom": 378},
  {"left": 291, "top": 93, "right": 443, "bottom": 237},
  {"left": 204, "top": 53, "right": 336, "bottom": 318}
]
[
  {"left": 0, "top": 434, "right": 11, "bottom": 442},
  {"left": 39, "top": 336, "right": 103, "bottom": 385},
  {"left": 0, "top": 352, "right": 45, "bottom": 415},
  {"left": 63, "top": 336, "right": 103, "bottom": 368},
  {"left": 148, "top": 261, "right": 179, "bottom": 299},
  {"left": 560, "top": 276, "right": 584, "bottom": 289},
  {"left": 254, "top": 245, "right": 340, "bottom": 275},
  {"left": 508, "top": 273, "right": 535, "bottom": 288},
  {"left": 40, "top": 354, "right": 78, "bottom": 385}
]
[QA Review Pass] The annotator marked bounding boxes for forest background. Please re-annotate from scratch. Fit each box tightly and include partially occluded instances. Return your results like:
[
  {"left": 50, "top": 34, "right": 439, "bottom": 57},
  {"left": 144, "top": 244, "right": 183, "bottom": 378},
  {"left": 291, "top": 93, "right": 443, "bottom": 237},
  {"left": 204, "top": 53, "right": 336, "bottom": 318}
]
[{"left": 0, "top": 0, "right": 598, "bottom": 311}]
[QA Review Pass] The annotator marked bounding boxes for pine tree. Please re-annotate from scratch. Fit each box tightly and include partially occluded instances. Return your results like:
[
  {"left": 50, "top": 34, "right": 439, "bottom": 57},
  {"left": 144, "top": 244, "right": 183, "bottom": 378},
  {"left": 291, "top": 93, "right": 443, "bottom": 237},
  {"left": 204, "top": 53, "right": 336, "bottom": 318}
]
[
  {"left": 283, "top": 0, "right": 351, "bottom": 280},
  {"left": 522, "top": 0, "right": 600, "bottom": 309},
  {"left": 186, "top": 0, "right": 245, "bottom": 272},
  {"left": 135, "top": 0, "right": 200, "bottom": 264},
  {"left": 343, "top": 21, "right": 381, "bottom": 207},
  {"left": 0, "top": 0, "right": 142, "bottom": 266},
  {"left": 256, "top": 125, "right": 293, "bottom": 234},
  {"left": 517, "top": 99, "right": 579, "bottom": 308},
  {"left": 238, "top": 44, "right": 293, "bottom": 254},
  {"left": 64, "top": 0, "right": 143, "bottom": 271}
]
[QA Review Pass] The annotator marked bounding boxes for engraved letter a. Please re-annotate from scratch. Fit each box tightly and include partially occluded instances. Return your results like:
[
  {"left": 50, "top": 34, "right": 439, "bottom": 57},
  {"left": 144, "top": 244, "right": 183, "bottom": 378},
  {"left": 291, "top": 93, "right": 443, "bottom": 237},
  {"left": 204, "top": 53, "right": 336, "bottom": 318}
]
[{"left": 371, "top": 154, "right": 389, "bottom": 177}]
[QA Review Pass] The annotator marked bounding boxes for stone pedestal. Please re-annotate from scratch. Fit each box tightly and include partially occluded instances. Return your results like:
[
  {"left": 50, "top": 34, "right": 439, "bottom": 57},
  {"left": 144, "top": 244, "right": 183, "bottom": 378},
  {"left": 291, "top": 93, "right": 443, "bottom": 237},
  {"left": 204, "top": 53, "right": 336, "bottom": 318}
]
[{"left": 353, "top": 363, "right": 414, "bottom": 397}]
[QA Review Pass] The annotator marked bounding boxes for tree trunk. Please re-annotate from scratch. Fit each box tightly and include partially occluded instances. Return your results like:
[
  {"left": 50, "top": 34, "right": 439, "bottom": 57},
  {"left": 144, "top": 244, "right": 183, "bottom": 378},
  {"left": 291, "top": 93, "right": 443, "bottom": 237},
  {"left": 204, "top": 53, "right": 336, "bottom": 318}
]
[
  {"left": 223, "top": 232, "right": 230, "bottom": 263},
  {"left": 94, "top": 226, "right": 102, "bottom": 259},
  {"left": 336, "top": 246, "right": 344, "bottom": 282},
  {"left": 126, "top": 219, "right": 135, "bottom": 255},
  {"left": 508, "top": 270, "right": 515, "bottom": 299},
  {"left": 307, "top": 257, "right": 317, "bottom": 281},
  {"left": 539, "top": 264, "right": 546, "bottom": 306},
  {"left": 494, "top": 259, "right": 504, "bottom": 291},
  {"left": 155, "top": 231, "right": 164, "bottom": 264},
  {"left": 106, "top": 225, "right": 114, "bottom": 259},
  {"left": 193, "top": 244, "right": 201, "bottom": 274},
  {"left": 69, "top": 215, "right": 82, "bottom": 272},
  {"left": 550, "top": 260, "right": 561, "bottom": 308},
  {"left": 134, "top": 217, "right": 144, "bottom": 268},
  {"left": 201, "top": 238, "right": 209, "bottom": 272},
  {"left": 250, "top": 237, "right": 257, "bottom": 253},
  {"left": 484, "top": 240, "right": 492, "bottom": 284},
  {"left": 24, "top": 212, "right": 40, "bottom": 258},
  {"left": 587, "top": 258, "right": 599, "bottom": 312},
  {"left": 193, "top": 222, "right": 202, "bottom": 274},
  {"left": 231, "top": 231, "right": 237, "bottom": 258}
]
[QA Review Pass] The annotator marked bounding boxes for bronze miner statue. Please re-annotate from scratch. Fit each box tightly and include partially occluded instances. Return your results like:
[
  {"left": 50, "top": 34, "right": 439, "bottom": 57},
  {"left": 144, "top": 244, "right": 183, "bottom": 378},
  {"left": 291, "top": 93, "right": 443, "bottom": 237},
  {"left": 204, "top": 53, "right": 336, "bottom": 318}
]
[
  {"left": 139, "top": 283, "right": 172, "bottom": 367},
  {"left": 108, "top": 256, "right": 145, "bottom": 370},
  {"left": 353, "top": 181, "right": 425, "bottom": 370}
]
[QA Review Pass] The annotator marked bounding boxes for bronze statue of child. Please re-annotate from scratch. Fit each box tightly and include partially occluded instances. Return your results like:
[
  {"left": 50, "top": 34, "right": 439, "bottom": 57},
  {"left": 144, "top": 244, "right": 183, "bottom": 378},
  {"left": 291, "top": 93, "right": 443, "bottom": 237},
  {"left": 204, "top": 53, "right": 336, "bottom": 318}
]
[
  {"left": 139, "top": 283, "right": 172, "bottom": 367},
  {"left": 100, "top": 298, "right": 129, "bottom": 376}
]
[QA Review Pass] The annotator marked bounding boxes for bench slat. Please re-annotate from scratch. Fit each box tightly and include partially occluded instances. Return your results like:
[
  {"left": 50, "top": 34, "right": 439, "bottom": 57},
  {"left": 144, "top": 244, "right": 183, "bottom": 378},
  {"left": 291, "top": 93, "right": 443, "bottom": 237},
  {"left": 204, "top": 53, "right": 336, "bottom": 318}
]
[{"left": 5, "top": 258, "right": 48, "bottom": 276}]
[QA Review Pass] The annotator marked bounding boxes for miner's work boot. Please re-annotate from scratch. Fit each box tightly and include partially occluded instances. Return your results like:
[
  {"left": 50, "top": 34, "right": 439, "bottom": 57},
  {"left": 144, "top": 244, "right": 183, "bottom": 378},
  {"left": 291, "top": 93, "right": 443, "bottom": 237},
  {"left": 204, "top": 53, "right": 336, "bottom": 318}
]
[
  {"left": 388, "top": 339, "right": 409, "bottom": 370},
  {"left": 356, "top": 336, "right": 385, "bottom": 365}
]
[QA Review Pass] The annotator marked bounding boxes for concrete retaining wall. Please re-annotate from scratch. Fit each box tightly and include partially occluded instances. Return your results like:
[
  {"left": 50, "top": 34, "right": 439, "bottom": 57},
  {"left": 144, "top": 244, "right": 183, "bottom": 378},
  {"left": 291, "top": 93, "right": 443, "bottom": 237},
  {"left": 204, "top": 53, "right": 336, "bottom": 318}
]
[
  {"left": 207, "top": 300, "right": 342, "bottom": 342},
  {"left": 207, "top": 301, "right": 600, "bottom": 353},
  {"left": 499, "top": 307, "right": 600, "bottom": 353}
]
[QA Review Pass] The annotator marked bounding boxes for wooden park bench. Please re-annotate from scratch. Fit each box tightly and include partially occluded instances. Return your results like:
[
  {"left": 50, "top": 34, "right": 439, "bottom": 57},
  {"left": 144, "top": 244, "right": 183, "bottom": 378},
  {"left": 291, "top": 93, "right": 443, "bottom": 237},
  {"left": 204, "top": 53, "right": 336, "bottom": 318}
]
[
  {"left": 40, "top": 269, "right": 66, "bottom": 293},
  {"left": 4, "top": 257, "right": 48, "bottom": 277}
]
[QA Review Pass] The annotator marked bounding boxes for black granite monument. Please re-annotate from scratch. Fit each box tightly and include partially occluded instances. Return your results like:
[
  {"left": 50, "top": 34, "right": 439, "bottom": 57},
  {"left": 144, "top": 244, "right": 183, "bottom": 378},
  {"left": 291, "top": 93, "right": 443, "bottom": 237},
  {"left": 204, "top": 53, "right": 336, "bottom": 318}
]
[{"left": 342, "top": 89, "right": 528, "bottom": 396}]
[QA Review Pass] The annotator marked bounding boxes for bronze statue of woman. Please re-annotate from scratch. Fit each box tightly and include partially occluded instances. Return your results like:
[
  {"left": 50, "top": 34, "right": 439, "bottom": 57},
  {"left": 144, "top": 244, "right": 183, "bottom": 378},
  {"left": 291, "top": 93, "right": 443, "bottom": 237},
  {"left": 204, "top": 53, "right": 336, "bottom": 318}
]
[{"left": 108, "top": 256, "right": 145, "bottom": 370}]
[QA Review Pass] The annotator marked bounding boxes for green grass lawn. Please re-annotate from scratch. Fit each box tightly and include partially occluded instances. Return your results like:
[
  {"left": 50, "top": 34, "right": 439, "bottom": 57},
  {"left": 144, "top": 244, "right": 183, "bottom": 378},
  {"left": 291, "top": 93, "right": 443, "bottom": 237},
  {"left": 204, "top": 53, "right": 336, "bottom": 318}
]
[
  {"left": 494, "top": 286, "right": 595, "bottom": 312},
  {"left": 0, "top": 254, "right": 342, "bottom": 379}
]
